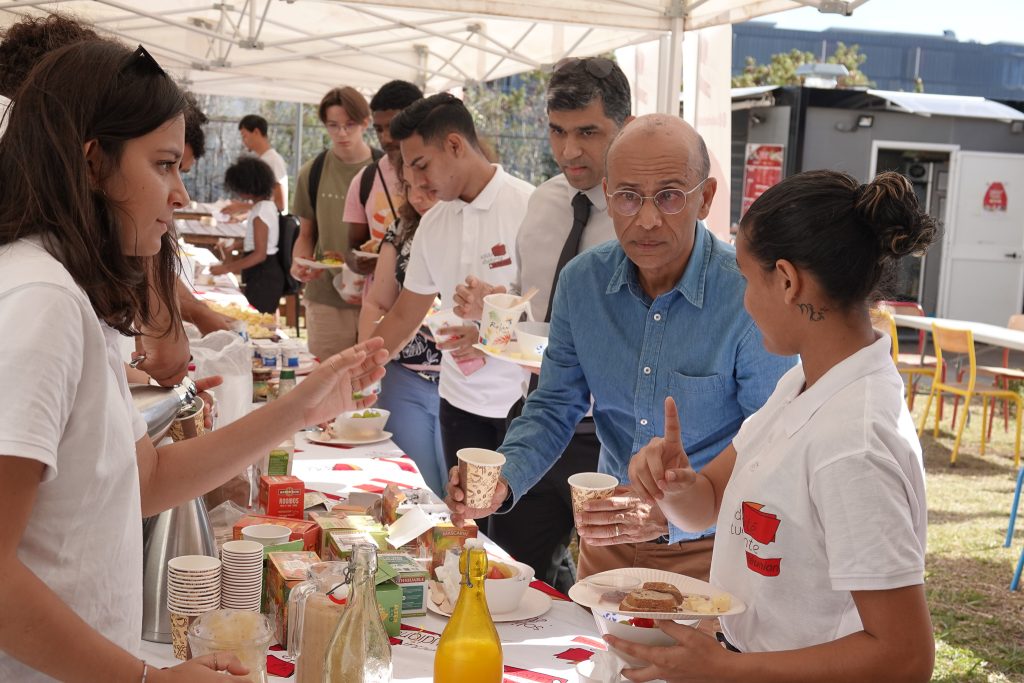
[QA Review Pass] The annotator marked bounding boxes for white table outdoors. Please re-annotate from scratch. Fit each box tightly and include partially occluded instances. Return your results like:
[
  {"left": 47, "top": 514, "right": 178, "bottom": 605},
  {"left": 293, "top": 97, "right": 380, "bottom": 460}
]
[
  {"left": 892, "top": 313, "right": 1024, "bottom": 353},
  {"left": 140, "top": 431, "right": 607, "bottom": 682}
]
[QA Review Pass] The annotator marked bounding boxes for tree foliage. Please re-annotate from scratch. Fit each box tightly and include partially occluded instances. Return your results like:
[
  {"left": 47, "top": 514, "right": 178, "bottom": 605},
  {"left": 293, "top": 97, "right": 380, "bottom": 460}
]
[{"left": 732, "top": 42, "right": 873, "bottom": 89}]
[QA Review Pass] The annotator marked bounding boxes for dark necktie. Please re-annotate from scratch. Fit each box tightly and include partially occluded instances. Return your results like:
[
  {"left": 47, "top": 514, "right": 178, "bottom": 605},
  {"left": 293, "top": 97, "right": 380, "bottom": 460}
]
[{"left": 545, "top": 192, "right": 592, "bottom": 322}]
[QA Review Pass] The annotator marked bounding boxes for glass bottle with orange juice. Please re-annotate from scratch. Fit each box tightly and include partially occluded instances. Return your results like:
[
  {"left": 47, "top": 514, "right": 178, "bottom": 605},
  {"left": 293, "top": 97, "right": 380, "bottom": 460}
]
[{"left": 434, "top": 546, "right": 503, "bottom": 682}]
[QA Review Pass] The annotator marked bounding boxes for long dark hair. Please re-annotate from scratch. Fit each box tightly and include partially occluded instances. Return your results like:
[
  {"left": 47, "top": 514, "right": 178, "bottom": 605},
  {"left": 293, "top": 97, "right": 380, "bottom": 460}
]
[
  {"left": 393, "top": 160, "right": 424, "bottom": 251},
  {"left": 740, "top": 170, "right": 938, "bottom": 310},
  {"left": 0, "top": 40, "right": 187, "bottom": 335}
]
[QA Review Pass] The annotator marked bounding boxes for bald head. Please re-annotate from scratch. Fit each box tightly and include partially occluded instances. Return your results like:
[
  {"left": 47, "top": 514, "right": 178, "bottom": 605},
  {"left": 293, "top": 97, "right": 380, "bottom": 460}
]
[{"left": 606, "top": 114, "right": 710, "bottom": 184}]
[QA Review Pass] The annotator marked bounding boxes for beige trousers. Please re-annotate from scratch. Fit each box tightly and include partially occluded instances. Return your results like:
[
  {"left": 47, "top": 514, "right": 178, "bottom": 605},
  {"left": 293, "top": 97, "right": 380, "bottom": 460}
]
[{"left": 304, "top": 302, "right": 359, "bottom": 360}]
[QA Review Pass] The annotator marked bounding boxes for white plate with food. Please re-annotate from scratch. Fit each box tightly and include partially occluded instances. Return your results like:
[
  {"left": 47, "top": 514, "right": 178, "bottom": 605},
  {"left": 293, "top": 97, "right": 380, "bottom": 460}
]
[
  {"left": 306, "top": 429, "right": 393, "bottom": 447},
  {"left": 568, "top": 567, "right": 744, "bottom": 620},
  {"left": 426, "top": 581, "right": 552, "bottom": 622},
  {"left": 352, "top": 250, "right": 380, "bottom": 260},
  {"left": 472, "top": 343, "right": 542, "bottom": 369},
  {"left": 295, "top": 256, "right": 344, "bottom": 270}
]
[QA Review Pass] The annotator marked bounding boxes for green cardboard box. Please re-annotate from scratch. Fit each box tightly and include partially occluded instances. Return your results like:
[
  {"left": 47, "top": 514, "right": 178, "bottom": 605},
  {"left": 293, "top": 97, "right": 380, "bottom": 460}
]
[{"left": 378, "top": 553, "right": 429, "bottom": 617}]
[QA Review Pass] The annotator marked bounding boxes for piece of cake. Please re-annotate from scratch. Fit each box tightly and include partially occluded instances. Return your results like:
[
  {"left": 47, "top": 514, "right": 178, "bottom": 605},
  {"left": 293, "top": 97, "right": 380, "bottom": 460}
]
[{"left": 619, "top": 589, "right": 677, "bottom": 612}]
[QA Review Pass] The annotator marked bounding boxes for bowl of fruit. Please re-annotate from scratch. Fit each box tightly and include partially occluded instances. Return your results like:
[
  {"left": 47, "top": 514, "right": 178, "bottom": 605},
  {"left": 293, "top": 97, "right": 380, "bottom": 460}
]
[
  {"left": 483, "top": 558, "right": 534, "bottom": 614},
  {"left": 332, "top": 408, "right": 390, "bottom": 439}
]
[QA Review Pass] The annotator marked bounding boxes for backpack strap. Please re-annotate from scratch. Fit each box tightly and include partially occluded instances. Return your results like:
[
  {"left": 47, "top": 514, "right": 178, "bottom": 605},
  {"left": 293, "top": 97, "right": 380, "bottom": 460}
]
[
  {"left": 358, "top": 147, "right": 387, "bottom": 207},
  {"left": 307, "top": 150, "right": 328, "bottom": 214}
]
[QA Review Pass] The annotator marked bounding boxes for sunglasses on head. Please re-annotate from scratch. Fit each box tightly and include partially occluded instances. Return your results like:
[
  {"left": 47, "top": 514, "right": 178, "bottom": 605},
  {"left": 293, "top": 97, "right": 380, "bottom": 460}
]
[
  {"left": 130, "top": 45, "right": 167, "bottom": 77},
  {"left": 551, "top": 56, "right": 615, "bottom": 79}
]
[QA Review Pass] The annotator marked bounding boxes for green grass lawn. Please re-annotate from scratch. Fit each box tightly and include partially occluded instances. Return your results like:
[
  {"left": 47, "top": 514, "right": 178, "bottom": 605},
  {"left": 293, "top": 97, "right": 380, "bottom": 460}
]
[{"left": 912, "top": 396, "right": 1024, "bottom": 682}]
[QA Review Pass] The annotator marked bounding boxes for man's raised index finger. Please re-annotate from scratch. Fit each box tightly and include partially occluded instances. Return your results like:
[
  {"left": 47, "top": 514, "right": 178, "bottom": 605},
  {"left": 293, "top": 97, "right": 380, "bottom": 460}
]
[{"left": 663, "top": 396, "right": 682, "bottom": 446}]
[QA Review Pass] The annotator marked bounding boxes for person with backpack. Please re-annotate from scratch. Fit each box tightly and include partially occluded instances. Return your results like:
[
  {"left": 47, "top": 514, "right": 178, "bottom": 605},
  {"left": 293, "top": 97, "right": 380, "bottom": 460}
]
[
  {"left": 344, "top": 80, "right": 424, "bottom": 276},
  {"left": 210, "top": 156, "right": 284, "bottom": 314},
  {"left": 290, "top": 86, "right": 377, "bottom": 359}
]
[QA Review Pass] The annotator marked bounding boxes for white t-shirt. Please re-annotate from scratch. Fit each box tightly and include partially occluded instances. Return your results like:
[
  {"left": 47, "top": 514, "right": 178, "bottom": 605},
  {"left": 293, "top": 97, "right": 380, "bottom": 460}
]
[
  {"left": 0, "top": 239, "right": 148, "bottom": 681},
  {"left": 243, "top": 199, "right": 280, "bottom": 255},
  {"left": 404, "top": 165, "right": 534, "bottom": 418},
  {"left": 260, "top": 147, "right": 289, "bottom": 211},
  {"left": 710, "top": 334, "right": 927, "bottom": 653}
]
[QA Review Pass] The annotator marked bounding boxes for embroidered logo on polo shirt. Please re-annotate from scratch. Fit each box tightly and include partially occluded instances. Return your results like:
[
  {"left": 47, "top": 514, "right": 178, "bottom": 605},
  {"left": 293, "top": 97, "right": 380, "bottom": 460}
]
[{"left": 483, "top": 243, "right": 512, "bottom": 270}]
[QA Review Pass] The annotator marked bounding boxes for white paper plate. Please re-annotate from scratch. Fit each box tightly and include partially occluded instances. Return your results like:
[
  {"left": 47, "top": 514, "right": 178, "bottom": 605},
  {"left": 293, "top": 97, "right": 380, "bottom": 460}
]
[
  {"left": 472, "top": 343, "right": 542, "bottom": 369},
  {"left": 427, "top": 586, "right": 552, "bottom": 622},
  {"left": 295, "top": 256, "right": 344, "bottom": 270},
  {"left": 567, "top": 567, "right": 745, "bottom": 620},
  {"left": 352, "top": 250, "right": 380, "bottom": 260},
  {"left": 306, "top": 430, "right": 393, "bottom": 447}
]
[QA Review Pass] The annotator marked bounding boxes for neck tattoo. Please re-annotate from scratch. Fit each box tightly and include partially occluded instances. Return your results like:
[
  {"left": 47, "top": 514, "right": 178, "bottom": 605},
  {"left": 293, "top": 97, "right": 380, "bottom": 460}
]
[{"left": 797, "top": 303, "right": 827, "bottom": 322}]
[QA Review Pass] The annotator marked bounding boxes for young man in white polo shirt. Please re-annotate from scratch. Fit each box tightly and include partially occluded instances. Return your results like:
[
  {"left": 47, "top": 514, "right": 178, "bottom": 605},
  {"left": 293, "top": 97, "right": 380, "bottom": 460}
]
[{"left": 372, "top": 94, "right": 533, "bottom": 525}]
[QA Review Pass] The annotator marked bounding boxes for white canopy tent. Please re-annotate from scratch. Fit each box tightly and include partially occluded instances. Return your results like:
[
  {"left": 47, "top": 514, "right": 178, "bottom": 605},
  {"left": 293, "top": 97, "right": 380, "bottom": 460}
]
[{"left": 1, "top": 0, "right": 869, "bottom": 107}]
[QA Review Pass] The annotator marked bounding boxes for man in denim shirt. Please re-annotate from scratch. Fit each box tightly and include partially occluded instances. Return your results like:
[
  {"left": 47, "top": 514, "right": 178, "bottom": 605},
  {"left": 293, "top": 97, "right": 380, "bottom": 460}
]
[{"left": 447, "top": 114, "right": 794, "bottom": 579}]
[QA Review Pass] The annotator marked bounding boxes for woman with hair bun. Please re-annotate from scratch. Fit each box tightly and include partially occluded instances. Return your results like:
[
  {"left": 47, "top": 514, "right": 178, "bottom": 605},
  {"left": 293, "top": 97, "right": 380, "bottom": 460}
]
[{"left": 615, "top": 170, "right": 938, "bottom": 682}]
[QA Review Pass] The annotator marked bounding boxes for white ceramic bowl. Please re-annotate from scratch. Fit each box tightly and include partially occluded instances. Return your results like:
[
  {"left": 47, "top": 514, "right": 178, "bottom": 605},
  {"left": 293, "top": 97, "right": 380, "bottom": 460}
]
[
  {"left": 592, "top": 611, "right": 696, "bottom": 666},
  {"left": 333, "top": 409, "right": 390, "bottom": 439},
  {"left": 483, "top": 559, "right": 534, "bottom": 614},
  {"left": 514, "top": 321, "right": 550, "bottom": 361}
]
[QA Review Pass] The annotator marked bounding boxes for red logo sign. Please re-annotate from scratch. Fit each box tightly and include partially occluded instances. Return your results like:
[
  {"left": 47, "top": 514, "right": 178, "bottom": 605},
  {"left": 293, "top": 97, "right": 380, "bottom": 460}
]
[
  {"left": 742, "top": 502, "right": 780, "bottom": 544},
  {"left": 984, "top": 182, "right": 1008, "bottom": 212}
]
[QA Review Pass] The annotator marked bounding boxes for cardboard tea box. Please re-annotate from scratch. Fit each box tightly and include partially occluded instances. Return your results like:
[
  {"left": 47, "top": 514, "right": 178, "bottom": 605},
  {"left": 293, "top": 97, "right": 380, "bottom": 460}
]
[
  {"left": 378, "top": 553, "right": 428, "bottom": 617},
  {"left": 258, "top": 475, "right": 304, "bottom": 519},
  {"left": 265, "top": 550, "right": 321, "bottom": 646},
  {"left": 323, "top": 529, "right": 381, "bottom": 562},
  {"left": 421, "top": 519, "right": 478, "bottom": 571}
]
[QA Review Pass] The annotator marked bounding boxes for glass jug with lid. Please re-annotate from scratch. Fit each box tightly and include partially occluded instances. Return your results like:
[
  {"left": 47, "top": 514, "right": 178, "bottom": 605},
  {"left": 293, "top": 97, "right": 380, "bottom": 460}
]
[{"left": 287, "top": 561, "right": 348, "bottom": 683}]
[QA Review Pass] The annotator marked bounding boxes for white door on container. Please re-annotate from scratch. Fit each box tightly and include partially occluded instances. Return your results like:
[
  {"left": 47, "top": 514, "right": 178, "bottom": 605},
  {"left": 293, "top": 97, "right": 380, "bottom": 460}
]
[{"left": 939, "top": 151, "right": 1024, "bottom": 325}]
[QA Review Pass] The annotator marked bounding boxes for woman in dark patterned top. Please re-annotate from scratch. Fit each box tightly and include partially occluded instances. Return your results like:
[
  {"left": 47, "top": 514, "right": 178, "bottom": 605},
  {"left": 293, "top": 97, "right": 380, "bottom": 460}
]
[{"left": 358, "top": 164, "right": 446, "bottom": 495}]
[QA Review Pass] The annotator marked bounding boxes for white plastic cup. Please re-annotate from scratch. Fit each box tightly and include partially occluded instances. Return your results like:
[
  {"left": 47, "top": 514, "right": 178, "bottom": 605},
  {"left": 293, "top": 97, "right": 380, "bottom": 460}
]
[{"left": 241, "top": 523, "right": 291, "bottom": 546}]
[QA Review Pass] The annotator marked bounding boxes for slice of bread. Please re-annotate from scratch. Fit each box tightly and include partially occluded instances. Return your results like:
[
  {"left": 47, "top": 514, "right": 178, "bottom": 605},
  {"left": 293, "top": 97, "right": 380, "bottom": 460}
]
[
  {"left": 619, "top": 589, "right": 676, "bottom": 612},
  {"left": 642, "top": 581, "right": 684, "bottom": 605}
]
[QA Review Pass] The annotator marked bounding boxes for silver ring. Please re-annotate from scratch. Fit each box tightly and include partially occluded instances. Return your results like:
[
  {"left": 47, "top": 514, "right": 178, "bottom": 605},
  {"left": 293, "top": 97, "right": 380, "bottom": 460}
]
[{"left": 614, "top": 524, "right": 620, "bottom": 536}]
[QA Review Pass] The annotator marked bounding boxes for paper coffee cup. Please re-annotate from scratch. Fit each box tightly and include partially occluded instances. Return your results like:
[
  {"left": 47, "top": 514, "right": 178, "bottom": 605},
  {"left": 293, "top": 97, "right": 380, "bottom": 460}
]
[
  {"left": 170, "top": 612, "right": 195, "bottom": 660},
  {"left": 169, "top": 397, "right": 205, "bottom": 442},
  {"left": 568, "top": 472, "right": 619, "bottom": 522},
  {"left": 457, "top": 448, "right": 506, "bottom": 509}
]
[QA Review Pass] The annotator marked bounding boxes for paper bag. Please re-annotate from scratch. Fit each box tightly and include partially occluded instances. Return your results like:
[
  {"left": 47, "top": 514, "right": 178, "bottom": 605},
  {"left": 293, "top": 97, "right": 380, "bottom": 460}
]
[{"left": 189, "top": 330, "right": 252, "bottom": 427}]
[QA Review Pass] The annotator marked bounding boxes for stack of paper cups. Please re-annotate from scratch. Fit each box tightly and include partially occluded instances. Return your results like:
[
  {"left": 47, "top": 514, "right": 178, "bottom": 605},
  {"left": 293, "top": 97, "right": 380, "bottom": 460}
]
[
  {"left": 166, "top": 555, "right": 222, "bottom": 660},
  {"left": 220, "top": 540, "right": 265, "bottom": 611}
]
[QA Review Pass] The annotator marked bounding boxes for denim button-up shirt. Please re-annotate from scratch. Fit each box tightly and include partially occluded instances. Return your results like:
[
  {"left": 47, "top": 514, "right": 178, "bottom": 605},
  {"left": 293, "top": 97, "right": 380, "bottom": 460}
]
[{"left": 500, "top": 222, "right": 797, "bottom": 543}]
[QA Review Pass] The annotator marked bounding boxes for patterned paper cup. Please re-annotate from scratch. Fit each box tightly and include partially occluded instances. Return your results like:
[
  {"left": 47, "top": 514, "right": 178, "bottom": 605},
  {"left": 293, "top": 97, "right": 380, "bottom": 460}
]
[
  {"left": 169, "top": 396, "right": 205, "bottom": 442},
  {"left": 568, "top": 472, "right": 619, "bottom": 523},
  {"left": 169, "top": 612, "right": 196, "bottom": 660},
  {"left": 457, "top": 448, "right": 507, "bottom": 509},
  {"left": 479, "top": 293, "right": 532, "bottom": 351}
]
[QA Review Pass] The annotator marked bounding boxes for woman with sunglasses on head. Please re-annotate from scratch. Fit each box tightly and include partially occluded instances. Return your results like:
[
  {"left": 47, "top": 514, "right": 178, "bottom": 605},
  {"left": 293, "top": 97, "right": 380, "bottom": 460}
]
[
  {"left": 0, "top": 40, "right": 388, "bottom": 682},
  {"left": 614, "top": 170, "right": 938, "bottom": 683}
]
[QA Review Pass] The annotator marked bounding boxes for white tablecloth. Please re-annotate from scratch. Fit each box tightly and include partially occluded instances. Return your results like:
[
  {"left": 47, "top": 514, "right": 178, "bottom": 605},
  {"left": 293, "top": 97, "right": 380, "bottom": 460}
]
[{"left": 140, "top": 433, "right": 609, "bottom": 682}]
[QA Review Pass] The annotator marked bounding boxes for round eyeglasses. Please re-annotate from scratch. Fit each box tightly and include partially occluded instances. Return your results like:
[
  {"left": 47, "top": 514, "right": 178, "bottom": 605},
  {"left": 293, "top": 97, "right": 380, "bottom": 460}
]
[{"left": 607, "top": 178, "right": 709, "bottom": 217}]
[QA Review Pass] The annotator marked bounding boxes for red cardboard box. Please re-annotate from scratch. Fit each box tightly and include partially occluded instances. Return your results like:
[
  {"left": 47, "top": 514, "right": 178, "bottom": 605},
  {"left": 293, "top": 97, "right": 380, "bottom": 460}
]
[
  {"left": 259, "top": 475, "right": 305, "bottom": 519},
  {"left": 232, "top": 514, "right": 319, "bottom": 553}
]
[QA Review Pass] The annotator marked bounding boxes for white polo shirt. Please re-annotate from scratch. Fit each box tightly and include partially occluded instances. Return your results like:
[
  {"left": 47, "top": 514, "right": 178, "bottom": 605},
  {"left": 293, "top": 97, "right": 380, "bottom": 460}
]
[
  {"left": 404, "top": 165, "right": 534, "bottom": 418},
  {"left": 710, "top": 333, "right": 927, "bottom": 653}
]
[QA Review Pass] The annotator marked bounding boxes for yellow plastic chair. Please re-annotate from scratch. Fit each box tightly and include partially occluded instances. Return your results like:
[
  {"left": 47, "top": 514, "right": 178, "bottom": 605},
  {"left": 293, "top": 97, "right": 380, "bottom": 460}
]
[
  {"left": 870, "top": 309, "right": 937, "bottom": 409},
  {"left": 917, "top": 323, "right": 1022, "bottom": 467},
  {"left": 978, "top": 314, "right": 1024, "bottom": 440},
  {"left": 876, "top": 302, "right": 937, "bottom": 409}
]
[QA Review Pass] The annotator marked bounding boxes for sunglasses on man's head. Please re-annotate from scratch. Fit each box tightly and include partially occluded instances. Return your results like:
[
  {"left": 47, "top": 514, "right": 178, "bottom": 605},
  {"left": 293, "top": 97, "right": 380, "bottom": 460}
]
[{"left": 551, "top": 57, "right": 615, "bottom": 79}]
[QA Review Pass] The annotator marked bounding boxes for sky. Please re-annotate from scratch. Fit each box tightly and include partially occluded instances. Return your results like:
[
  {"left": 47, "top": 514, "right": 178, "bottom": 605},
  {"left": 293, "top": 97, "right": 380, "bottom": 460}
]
[{"left": 755, "top": 0, "right": 1024, "bottom": 45}]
